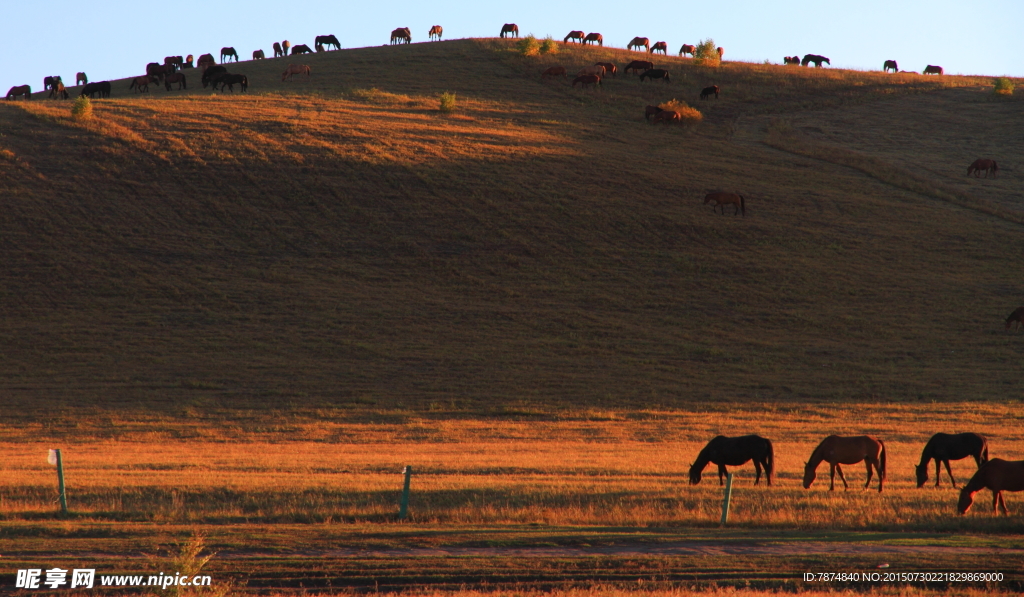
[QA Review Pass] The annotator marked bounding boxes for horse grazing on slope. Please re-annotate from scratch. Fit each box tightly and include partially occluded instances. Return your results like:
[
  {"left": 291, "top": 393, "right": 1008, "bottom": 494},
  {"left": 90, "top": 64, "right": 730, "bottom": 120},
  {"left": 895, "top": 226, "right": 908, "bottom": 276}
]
[
  {"left": 704, "top": 192, "right": 744, "bottom": 216},
  {"left": 201, "top": 65, "right": 227, "bottom": 88},
  {"left": 717, "top": 47, "right": 724, "bottom": 59},
  {"left": 541, "top": 66, "right": 567, "bottom": 79},
  {"left": 651, "top": 110, "right": 680, "bottom": 125},
  {"left": 627, "top": 37, "right": 649, "bottom": 52},
  {"left": 572, "top": 74, "right": 601, "bottom": 89},
  {"left": 958, "top": 459, "right": 1024, "bottom": 515},
  {"left": 644, "top": 105, "right": 663, "bottom": 121},
  {"left": 595, "top": 62, "right": 616, "bottom": 77},
  {"left": 689, "top": 435, "right": 775, "bottom": 486},
  {"left": 221, "top": 47, "right": 239, "bottom": 62},
  {"left": 577, "top": 65, "right": 605, "bottom": 78},
  {"left": 253, "top": 49, "right": 265, "bottom": 60},
  {"left": 164, "top": 56, "right": 184, "bottom": 69},
  {"left": 197, "top": 54, "right": 216, "bottom": 72},
  {"left": 923, "top": 65, "right": 944, "bottom": 75},
  {"left": 802, "top": 54, "right": 830, "bottom": 67},
  {"left": 43, "top": 76, "right": 62, "bottom": 91},
  {"left": 783, "top": 56, "right": 800, "bottom": 65},
  {"left": 803, "top": 435, "right": 886, "bottom": 492},
  {"left": 282, "top": 64, "right": 311, "bottom": 81},
  {"left": 49, "top": 82, "right": 69, "bottom": 99},
  {"left": 129, "top": 75, "right": 155, "bottom": 93},
  {"left": 390, "top": 28, "right": 411, "bottom": 45},
  {"left": 184, "top": 55, "right": 194, "bottom": 68},
  {"left": 164, "top": 73, "right": 187, "bottom": 90},
  {"left": 80, "top": 81, "right": 110, "bottom": 98},
  {"left": 564, "top": 30, "right": 584, "bottom": 44},
  {"left": 500, "top": 24, "right": 519, "bottom": 38},
  {"left": 76, "top": 72, "right": 88, "bottom": 86},
  {"left": 218, "top": 74, "right": 248, "bottom": 92},
  {"left": 639, "top": 69, "right": 670, "bottom": 83},
  {"left": 916, "top": 433, "right": 988, "bottom": 488},
  {"left": 700, "top": 85, "right": 719, "bottom": 100},
  {"left": 273, "top": 42, "right": 284, "bottom": 57},
  {"left": 968, "top": 159, "right": 998, "bottom": 178},
  {"left": 315, "top": 35, "right": 341, "bottom": 51},
  {"left": 282, "top": 41, "right": 291, "bottom": 55},
  {"left": 1005, "top": 307, "right": 1024, "bottom": 331},
  {"left": 585, "top": 33, "right": 603, "bottom": 46},
  {"left": 291, "top": 44, "right": 313, "bottom": 55},
  {"left": 650, "top": 41, "right": 668, "bottom": 55},
  {"left": 429, "top": 25, "right": 443, "bottom": 41},
  {"left": 679, "top": 44, "right": 695, "bottom": 57},
  {"left": 5, "top": 85, "right": 31, "bottom": 100},
  {"left": 883, "top": 60, "right": 898, "bottom": 72},
  {"left": 624, "top": 60, "right": 653, "bottom": 75}
]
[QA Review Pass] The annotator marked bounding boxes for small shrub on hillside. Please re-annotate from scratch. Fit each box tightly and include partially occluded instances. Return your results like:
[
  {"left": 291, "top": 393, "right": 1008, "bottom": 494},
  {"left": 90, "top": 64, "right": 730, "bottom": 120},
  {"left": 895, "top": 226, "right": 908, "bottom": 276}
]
[
  {"left": 540, "top": 36, "right": 559, "bottom": 55},
  {"left": 994, "top": 77, "right": 1014, "bottom": 96},
  {"left": 518, "top": 35, "right": 540, "bottom": 57},
  {"left": 658, "top": 99, "right": 703, "bottom": 124},
  {"left": 694, "top": 38, "right": 720, "bottom": 67},
  {"left": 439, "top": 91, "right": 456, "bottom": 113},
  {"left": 71, "top": 95, "right": 92, "bottom": 121}
]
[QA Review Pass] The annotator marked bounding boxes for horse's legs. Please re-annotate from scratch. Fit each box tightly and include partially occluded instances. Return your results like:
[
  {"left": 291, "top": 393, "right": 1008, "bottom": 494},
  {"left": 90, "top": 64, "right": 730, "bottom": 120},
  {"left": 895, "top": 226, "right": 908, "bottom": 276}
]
[
  {"left": 943, "top": 460, "right": 958, "bottom": 488},
  {"left": 864, "top": 460, "right": 873, "bottom": 489},
  {"left": 753, "top": 460, "right": 762, "bottom": 486},
  {"left": 717, "top": 464, "right": 727, "bottom": 485},
  {"left": 835, "top": 464, "right": 848, "bottom": 490},
  {"left": 828, "top": 464, "right": 836, "bottom": 491},
  {"left": 934, "top": 459, "right": 942, "bottom": 487},
  {"left": 999, "top": 492, "right": 1009, "bottom": 515}
]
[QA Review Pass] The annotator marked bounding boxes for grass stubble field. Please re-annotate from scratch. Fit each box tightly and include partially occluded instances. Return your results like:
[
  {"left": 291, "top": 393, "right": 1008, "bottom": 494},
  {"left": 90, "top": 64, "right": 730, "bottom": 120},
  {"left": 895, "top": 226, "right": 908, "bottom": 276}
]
[{"left": 1, "top": 39, "right": 1024, "bottom": 594}]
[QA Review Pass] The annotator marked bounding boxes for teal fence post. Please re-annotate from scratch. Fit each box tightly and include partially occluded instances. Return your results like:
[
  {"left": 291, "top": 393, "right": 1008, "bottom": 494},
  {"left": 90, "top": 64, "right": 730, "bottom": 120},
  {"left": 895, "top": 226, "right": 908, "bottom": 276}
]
[
  {"left": 720, "top": 473, "right": 733, "bottom": 525},
  {"left": 55, "top": 449, "right": 68, "bottom": 515},
  {"left": 398, "top": 466, "right": 412, "bottom": 520}
]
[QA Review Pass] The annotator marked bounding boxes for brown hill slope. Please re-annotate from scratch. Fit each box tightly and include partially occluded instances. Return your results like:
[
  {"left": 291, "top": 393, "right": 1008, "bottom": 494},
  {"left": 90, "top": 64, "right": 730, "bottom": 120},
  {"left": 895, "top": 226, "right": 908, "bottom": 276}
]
[{"left": 1, "top": 39, "right": 1022, "bottom": 415}]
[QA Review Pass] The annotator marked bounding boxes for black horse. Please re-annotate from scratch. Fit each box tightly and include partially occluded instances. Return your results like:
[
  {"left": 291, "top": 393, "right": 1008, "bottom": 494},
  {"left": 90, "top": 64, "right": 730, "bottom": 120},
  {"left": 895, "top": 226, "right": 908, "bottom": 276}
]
[
  {"left": 315, "top": 35, "right": 341, "bottom": 51},
  {"left": 801, "top": 54, "right": 830, "bottom": 67},
  {"left": 689, "top": 435, "right": 774, "bottom": 486},
  {"left": 639, "top": 68, "right": 671, "bottom": 83},
  {"left": 700, "top": 85, "right": 719, "bottom": 100},
  {"left": 80, "top": 81, "right": 111, "bottom": 98},
  {"left": 916, "top": 432, "right": 989, "bottom": 488},
  {"left": 202, "top": 66, "right": 228, "bottom": 88},
  {"left": 218, "top": 74, "right": 248, "bottom": 93}
]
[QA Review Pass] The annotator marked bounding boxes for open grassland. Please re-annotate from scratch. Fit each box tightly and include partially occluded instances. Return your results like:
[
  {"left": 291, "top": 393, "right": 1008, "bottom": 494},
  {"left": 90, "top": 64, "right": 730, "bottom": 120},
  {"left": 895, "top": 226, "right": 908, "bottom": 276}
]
[{"left": 1, "top": 40, "right": 1023, "bottom": 413}]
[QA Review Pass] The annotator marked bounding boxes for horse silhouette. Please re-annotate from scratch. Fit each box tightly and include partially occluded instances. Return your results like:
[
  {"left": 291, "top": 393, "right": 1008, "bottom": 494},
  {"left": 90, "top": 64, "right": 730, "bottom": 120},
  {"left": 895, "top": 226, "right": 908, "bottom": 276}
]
[
  {"left": 201, "top": 66, "right": 228, "bottom": 88},
  {"left": 1005, "top": 307, "right": 1024, "bottom": 331},
  {"left": 704, "top": 192, "right": 744, "bottom": 216},
  {"left": 564, "top": 30, "right": 584, "bottom": 44},
  {"left": 76, "top": 72, "right": 88, "bottom": 86},
  {"left": 197, "top": 54, "right": 216, "bottom": 71},
  {"left": 783, "top": 56, "right": 800, "bottom": 65},
  {"left": 218, "top": 74, "right": 248, "bottom": 92},
  {"left": 273, "top": 42, "right": 283, "bottom": 57},
  {"left": 5, "top": 85, "right": 31, "bottom": 100},
  {"left": 49, "top": 82, "right": 68, "bottom": 100},
  {"left": 639, "top": 68, "right": 670, "bottom": 83},
  {"left": 390, "top": 28, "right": 411, "bottom": 45},
  {"left": 500, "top": 24, "right": 519, "bottom": 38},
  {"left": 651, "top": 110, "right": 680, "bottom": 125},
  {"left": 584, "top": 33, "right": 603, "bottom": 46},
  {"left": 315, "top": 35, "right": 341, "bottom": 51},
  {"left": 43, "top": 76, "right": 62, "bottom": 91},
  {"left": 429, "top": 25, "right": 443, "bottom": 41},
  {"left": 689, "top": 435, "right": 775, "bottom": 486},
  {"left": 916, "top": 433, "right": 988, "bottom": 488},
  {"left": 252, "top": 50, "right": 265, "bottom": 60},
  {"left": 958, "top": 459, "right": 1024, "bottom": 515},
  {"left": 291, "top": 44, "right": 313, "bottom": 55},
  {"left": 624, "top": 60, "right": 653, "bottom": 75},
  {"left": 164, "top": 73, "right": 187, "bottom": 91},
  {"left": 803, "top": 435, "right": 886, "bottom": 492},
  {"left": 541, "top": 66, "right": 567, "bottom": 79},
  {"left": 968, "top": 159, "right": 998, "bottom": 178},
  {"left": 595, "top": 62, "right": 616, "bottom": 77},
  {"left": 883, "top": 60, "right": 898, "bottom": 72},
  {"left": 129, "top": 75, "right": 155, "bottom": 93},
  {"left": 220, "top": 47, "right": 238, "bottom": 63},
  {"left": 802, "top": 54, "right": 829, "bottom": 67},
  {"left": 700, "top": 85, "right": 719, "bottom": 100},
  {"left": 923, "top": 65, "right": 943, "bottom": 75},
  {"left": 650, "top": 41, "right": 668, "bottom": 55},
  {"left": 627, "top": 37, "right": 649, "bottom": 52},
  {"left": 80, "top": 81, "right": 110, "bottom": 98}
]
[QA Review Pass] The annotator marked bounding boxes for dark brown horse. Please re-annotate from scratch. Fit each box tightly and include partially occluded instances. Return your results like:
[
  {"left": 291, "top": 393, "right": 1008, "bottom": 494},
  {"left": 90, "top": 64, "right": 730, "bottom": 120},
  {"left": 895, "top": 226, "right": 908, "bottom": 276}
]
[
  {"left": 968, "top": 159, "right": 998, "bottom": 178},
  {"left": 292, "top": 44, "right": 313, "bottom": 54},
  {"left": 803, "top": 435, "right": 886, "bottom": 492},
  {"left": 389, "top": 27, "right": 411, "bottom": 44},
  {"left": 783, "top": 56, "right": 800, "bottom": 65},
  {"left": 541, "top": 66, "right": 567, "bottom": 79},
  {"left": 644, "top": 105, "right": 664, "bottom": 121},
  {"left": 624, "top": 60, "right": 653, "bottom": 75},
  {"left": 595, "top": 62, "right": 616, "bottom": 77},
  {"left": 700, "top": 85, "right": 719, "bottom": 100},
  {"left": 220, "top": 47, "right": 238, "bottom": 62},
  {"left": 201, "top": 66, "right": 228, "bottom": 88},
  {"left": 273, "top": 42, "right": 284, "bottom": 57},
  {"left": 689, "top": 435, "right": 774, "bottom": 486},
  {"left": 958, "top": 459, "right": 1024, "bottom": 515},
  {"left": 1005, "top": 307, "right": 1024, "bottom": 331},
  {"left": 80, "top": 81, "right": 110, "bottom": 98},
  {"left": 429, "top": 25, "right": 443, "bottom": 41},
  {"left": 923, "top": 65, "right": 944, "bottom": 75},
  {"left": 585, "top": 33, "right": 603, "bottom": 46},
  {"left": 883, "top": 60, "right": 898, "bottom": 72},
  {"left": 164, "top": 56, "right": 184, "bottom": 69},
  {"left": 627, "top": 37, "right": 649, "bottom": 52},
  {"left": 252, "top": 49, "right": 265, "bottom": 60},
  {"left": 916, "top": 433, "right": 988, "bottom": 488},
  {"left": 76, "top": 72, "right": 88, "bottom": 86},
  {"left": 564, "top": 30, "right": 585, "bottom": 44},
  {"left": 184, "top": 54, "right": 194, "bottom": 68},
  {"left": 679, "top": 44, "right": 695, "bottom": 57},
  {"left": 639, "top": 68, "right": 670, "bottom": 83},
  {"left": 801, "top": 54, "right": 830, "bottom": 67},
  {"left": 49, "top": 82, "right": 69, "bottom": 100},
  {"left": 704, "top": 192, "right": 745, "bottom": 216},
  {"left": 315, "top": 35, "right": 341, "bottom": 51},
  {"left": 500, "top": 24, "right": 519, "bottom": 38},
  {"left": 197, "top": 54, "right": 216, "bottom": 71},
  {"left": 164, "top": 72, "right": 187, "bottom": 91},
  {"left": 651, "top": 110, "right": 680, "bottom": 125},
  {"left": 218, "top": 74, "right": 248, "bottom": 92},
  {"left": 43, "top": 76, "right": 62, "bottom": 91},
  {"left": 129, "top": 75, "right": 155, "bottom": 93},
  {"left": 6, "top": 85, "right": 31, "bottom": 100},
  {"left": 572, "top": 74, "right": 601, "bottom": 90}
]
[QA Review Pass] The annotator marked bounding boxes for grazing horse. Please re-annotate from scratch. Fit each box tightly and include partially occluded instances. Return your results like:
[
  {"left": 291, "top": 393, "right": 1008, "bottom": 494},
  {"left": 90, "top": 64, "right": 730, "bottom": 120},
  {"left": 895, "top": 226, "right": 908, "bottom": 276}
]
[
  {"left": 220, "top": 47, "right": 238, "bottom": 63},
  {"left": 147, "top": 63, "right": 174, "bottom": 82},
  {"left": 164, "top": 73, "right": 187, "bottom": 91},
  {"left": 5, "top": 85, "right": 31, "bottom": 100},
  {"left": 651, "top": 110, "right": 680, "bottom": 125},
  {"left": 596, "top": 62, "right": 616, "bottom": 77},
  {"left": 883, "top": 60, "right": 898, "bottom": 73},
  {"left": 253, "top": 50, "right": 265, "bottom": 60},
  {"left": 572, "top": 75, "right": 601, "bottom": 89},
  {"left": 704, "top": 192, "right": 745, "bottom": 216},
  {"left": 585, "top": 33, "right": 603, "bottom": 46},
  {"left": 218, "top": 74, "right": 248, "bottom": 92},
  {"left": 500, "top": 24, "right": 519, "bottom": 38},
  {"left": 968, "top": 159, "right": 998, "bottom": 178},
  {"left": 282, "top": 40, "right": 291, "bottom": 56},
  {"left": 49, "top": 82, "right": 69, "bottom": 100},
  {"left": 273, "top": 42, "right": 284, "bottom": 57},
  {"left": 76, "top": 72, "right": 88, "bottom": 86},
  {"left": 541, "top": 66, "right": 567, "bottom": 79},
  {"left": 958, "top": 459, "right": 1024, "bottom": 515},
  {"left": 129, "top": 75, "right": 155, "bottom": 93},
  {"left": 650, "top": 41, "right": 668, "bottom": 55},
  {"left": 639, "top": 68, "right": 670, "bottom": 83},
  {"left": 292, "top": 44, "right": 313, "bottom": 55},
  {"left": 43, "top": 76, "right": 62, "bottom": 91},
  {"left": 783, "top": 56, "right": 800, "bottom": 65},
  {"left": 201, "top": 66, "right": 228, "bottom": 88},
  {"left": 624, "top": 60, "right": 653, "bottom": 75},
  {"left": 802, "top": 54, "right": 830, "bottom": 67},
  {"left": 644, "top": 105, "right": 663, "bottom": 121},
  {"left": 627, "top": 37, "right": 650, "bottom": 52},
  {"left": 923, "top": 64, "right": 943, "bottom": 75},
  {"left": 1005, "top": 307, "right": 1024, "bottom": 331},
  {"left": 164, "top": 56, "right": 184, "bottom": 70},
  {"left": 717, "top": 47, "right": 724, "bottom": 59},
  {"left": 390, "top": 28, "right": 411, "bottom": 44},
  {"left": 315, "top": 35, "right": 341, "bottom": 51},
  {"left": 916, "top": 433, "right": 989, "bottom": 488},
  {"left": 184, "top": 55, "right": 194, "bottom": 68},
  {"left": 429, "top": 25, "right": 443, "bottom": 41},
  {"left": 80, "top": 81, "right": 110, "bottom": 98},
  {"left": 197, "top": 54, "right": 216, "bottom": 72},
  {"left": 689, "top": 435, "right": 775, "bottom": 486},
  {"left": 577, "top": 65, "right": 605, "bottom": 78},
  {"left": 803, "top": 435, "right": 886, "bottom": 492},
  {"left": 564, "top": 30, "right": 585, "bottom": 44},
  {"left": 679, "top": 44, "right": 695, "bottom": 57},
  {"left": 282, "top": 64, "right": 311, "bottom": 81},
  {"left": 700, "top": 85, "right": 720, "bottom": 100}
]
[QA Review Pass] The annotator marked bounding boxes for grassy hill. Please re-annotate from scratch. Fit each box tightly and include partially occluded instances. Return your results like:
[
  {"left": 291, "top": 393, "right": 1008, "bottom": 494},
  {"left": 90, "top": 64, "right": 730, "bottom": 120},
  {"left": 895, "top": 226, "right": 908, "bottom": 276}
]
[{"left": 2, "top": 39, "right": 1023, "bottom": 417}]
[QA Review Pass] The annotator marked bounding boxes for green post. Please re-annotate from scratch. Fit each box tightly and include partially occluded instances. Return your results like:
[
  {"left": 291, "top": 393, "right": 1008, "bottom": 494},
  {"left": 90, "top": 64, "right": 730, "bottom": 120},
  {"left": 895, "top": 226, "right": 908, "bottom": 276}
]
[
  {"left": 398, "top": 465, "right": 412, "bottom": 520},
  {"left": 720, "top": 473, "right": 733, "bottom": 525},
  {"left": 55, "top": 449, "right": 68, "bottom": 515}
]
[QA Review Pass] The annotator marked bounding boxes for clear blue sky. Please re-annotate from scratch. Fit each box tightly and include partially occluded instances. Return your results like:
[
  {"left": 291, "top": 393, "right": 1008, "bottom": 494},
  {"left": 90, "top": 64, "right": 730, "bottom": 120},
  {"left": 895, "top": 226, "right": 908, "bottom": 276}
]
[{"left": 2, "top": 0, "right": 1021, "bottom": 92}]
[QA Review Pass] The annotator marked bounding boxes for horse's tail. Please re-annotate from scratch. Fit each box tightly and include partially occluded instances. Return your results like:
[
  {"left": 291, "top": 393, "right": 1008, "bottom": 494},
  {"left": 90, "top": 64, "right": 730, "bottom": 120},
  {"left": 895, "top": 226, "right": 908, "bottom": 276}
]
[
  {"left": 981, "top": 439, "right": 989, "bottom": 464},
  {"left": 764, "top": 438, "right": 774, "bottom": 486},
  {"left": 878, "top": 440, "right": 887, "bottom": 482},
  {"left": 740, "top": 195, "right": 746, "bottom": 216}
]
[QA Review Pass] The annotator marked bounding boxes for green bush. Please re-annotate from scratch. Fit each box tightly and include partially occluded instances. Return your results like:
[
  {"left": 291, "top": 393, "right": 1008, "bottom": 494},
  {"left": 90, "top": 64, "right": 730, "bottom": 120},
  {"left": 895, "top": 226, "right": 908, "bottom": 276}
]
[
  {"left": 694, "top": 38, "right": 720, "bottom": 67},
  {"left": 517, "top": 35, "right": 540, "bottom": 57},
  {"left": 994, "top": 77, "right": 1014, "bottom": 96},
  {"left": 71, "top": 95, "right": 92, "bottom": 121},
  {"left": 540, "top": 36, "right": 558, "bottom": 55},
  {"left": 439, "top": 91, "right": 456, "bottom": 113}
]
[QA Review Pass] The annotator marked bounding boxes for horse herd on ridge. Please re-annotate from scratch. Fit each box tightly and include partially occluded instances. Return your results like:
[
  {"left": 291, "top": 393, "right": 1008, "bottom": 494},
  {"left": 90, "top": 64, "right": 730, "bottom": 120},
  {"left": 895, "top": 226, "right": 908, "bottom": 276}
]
[{"left": 690, "top": 432, "right": 1023, "bottom": 515}]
